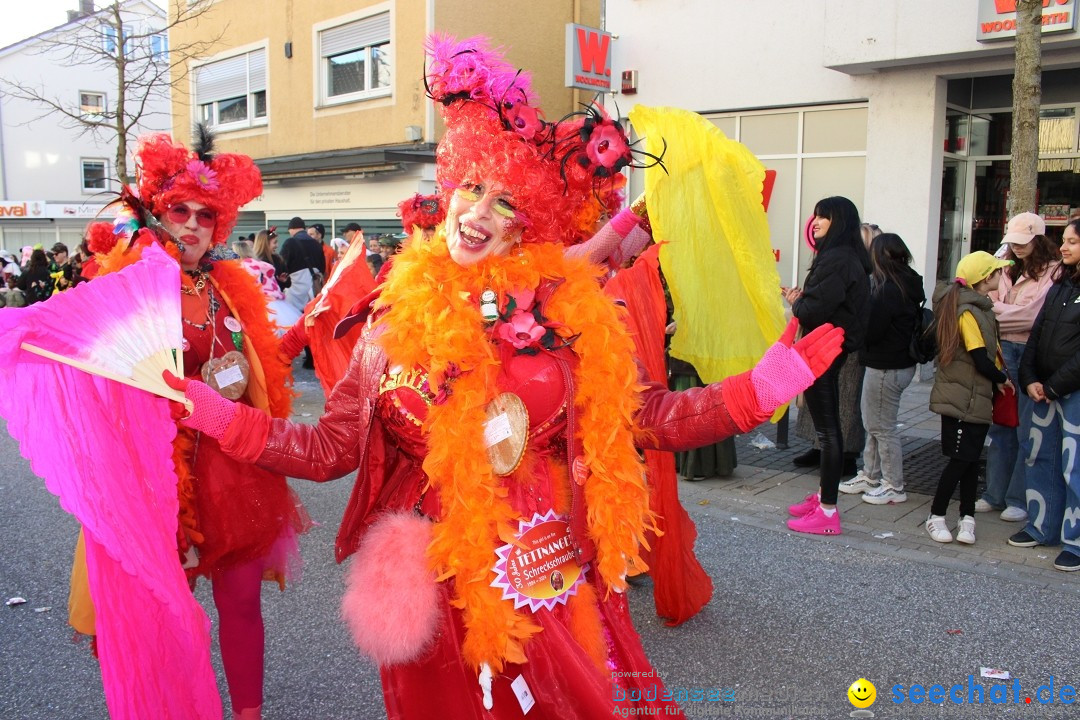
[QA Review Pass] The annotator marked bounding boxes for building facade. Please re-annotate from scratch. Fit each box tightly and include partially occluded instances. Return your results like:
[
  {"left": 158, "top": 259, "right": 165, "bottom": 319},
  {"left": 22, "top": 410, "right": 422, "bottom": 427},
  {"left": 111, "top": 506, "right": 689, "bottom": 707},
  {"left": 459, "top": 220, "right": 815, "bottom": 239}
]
[
  {"left": 0, "top": 0, "right": 170, "bottom": 252},
  {"left": 169, "top": 0, "right": 601, "bottom": 242},
  {"left": 608, "top": 0, "right": 1080, "bottom": 289}
]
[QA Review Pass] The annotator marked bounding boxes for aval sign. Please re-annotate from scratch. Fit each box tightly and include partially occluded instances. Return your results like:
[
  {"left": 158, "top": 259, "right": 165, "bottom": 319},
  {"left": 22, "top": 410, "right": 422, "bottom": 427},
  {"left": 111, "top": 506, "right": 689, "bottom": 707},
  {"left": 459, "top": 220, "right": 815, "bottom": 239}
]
[
  {"left": 977, "top": 0, "right": 1077, "bottom": 41},
  {"left": 565, "top": 23, "right": 612, "bottom": 92}
]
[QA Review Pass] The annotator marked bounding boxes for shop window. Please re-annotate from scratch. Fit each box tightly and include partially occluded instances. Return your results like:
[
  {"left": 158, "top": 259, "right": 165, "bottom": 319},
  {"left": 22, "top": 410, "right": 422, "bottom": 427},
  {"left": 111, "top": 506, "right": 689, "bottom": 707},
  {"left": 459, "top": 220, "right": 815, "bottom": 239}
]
[
  {"left": 708, "top": 116, "right": 737, "bottom": 138},
  {"left": 1039, "top": 108, "right": 1077, "bottom": 154},
  {"left": 319, "top": 11, "right": 391, "bottom": 105},
  {"left": 81, "top": 159, "right": 108, "bottom": 192},
  {"left": 195, "top": 49, "right": 268, "bottom": 131},
  {"left": 741, "top": 113, "right": 798, "bottom": 156},
  {"left": 803, "top": 108, "right": 867, "bottom": 154}
]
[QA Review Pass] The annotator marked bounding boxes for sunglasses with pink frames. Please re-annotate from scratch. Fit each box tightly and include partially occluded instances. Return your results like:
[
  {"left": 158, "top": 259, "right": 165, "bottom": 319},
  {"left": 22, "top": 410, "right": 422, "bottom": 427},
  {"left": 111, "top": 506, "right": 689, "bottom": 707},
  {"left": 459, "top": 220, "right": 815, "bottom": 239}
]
[{"left": 166, "top": 204, "right": 217, "bottom": 229}]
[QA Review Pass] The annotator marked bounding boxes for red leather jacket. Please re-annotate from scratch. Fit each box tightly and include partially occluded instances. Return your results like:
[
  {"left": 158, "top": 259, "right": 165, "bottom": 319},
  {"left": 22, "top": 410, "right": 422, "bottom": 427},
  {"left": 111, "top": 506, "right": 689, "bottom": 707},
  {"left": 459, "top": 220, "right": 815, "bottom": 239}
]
[{"left": 222, "top": 329, "right": 766, "bottom": 564}]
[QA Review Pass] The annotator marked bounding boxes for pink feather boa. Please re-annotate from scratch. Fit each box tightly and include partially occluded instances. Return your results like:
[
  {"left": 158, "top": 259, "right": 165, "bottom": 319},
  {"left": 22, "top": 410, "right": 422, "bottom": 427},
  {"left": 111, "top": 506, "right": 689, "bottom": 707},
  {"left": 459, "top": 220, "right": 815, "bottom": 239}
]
[{"left": 341, "top": 512, "right": 440, "bottom": 665}]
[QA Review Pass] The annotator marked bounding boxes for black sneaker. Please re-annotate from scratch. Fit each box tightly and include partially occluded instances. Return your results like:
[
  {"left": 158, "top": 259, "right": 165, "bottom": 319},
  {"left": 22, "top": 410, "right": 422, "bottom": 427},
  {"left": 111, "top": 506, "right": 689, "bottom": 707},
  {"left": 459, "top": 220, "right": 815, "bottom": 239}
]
[
  {"left": 792, "top": 449, "right": 821, "bottom": 468},
  {"left": 1053, "top": 551, "right": 1080, "bottom": 572},
  {"left": 1007, "top": 530, "right": 1039, "bottom": 548}
]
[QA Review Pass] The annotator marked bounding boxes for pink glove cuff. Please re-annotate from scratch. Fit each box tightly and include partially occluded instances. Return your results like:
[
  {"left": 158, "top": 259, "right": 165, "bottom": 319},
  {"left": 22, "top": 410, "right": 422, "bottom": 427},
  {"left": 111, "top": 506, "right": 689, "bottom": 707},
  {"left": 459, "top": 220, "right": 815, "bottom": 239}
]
[
  {"left": 750, "top": 342, "right": 816, "bottom": 414},
  {"left": 609, "top": 207, "right": 642, "bottom": 238},
  {"left": 182, "top": 379, "right": 239, "bottom": 441}
]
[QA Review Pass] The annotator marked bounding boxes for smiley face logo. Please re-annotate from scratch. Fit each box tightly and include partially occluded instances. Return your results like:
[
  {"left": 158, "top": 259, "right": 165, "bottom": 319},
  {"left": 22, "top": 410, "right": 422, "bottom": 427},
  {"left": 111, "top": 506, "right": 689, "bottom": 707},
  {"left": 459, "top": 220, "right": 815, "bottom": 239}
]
[{"left": 847, "top": 678, "right": 876, "bottom": 708}]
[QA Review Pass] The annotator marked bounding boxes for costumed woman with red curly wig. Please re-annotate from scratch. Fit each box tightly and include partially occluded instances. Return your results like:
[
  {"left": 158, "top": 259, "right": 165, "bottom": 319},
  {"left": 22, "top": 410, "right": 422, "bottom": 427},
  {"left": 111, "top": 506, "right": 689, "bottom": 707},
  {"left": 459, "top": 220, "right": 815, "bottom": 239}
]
[
  {"left": 73, "top": 128, "right": 308, "bottom": 720},
  {"left": 164, "top": 37, "right": 843, "bottom": 719}
]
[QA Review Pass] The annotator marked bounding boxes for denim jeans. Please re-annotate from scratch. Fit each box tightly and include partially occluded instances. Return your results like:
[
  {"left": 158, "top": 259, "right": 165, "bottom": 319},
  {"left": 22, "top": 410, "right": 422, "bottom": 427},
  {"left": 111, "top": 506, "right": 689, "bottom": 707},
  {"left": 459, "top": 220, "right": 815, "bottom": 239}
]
[
  {"left": 860, "top": 365, "right": 916, "bottom": 491},
  {"left": 1022, "top": 391, "right": 1080, "bottom": 555},
  {"left": 982, "top": 340, "right": 1033, "bottom": 510}
]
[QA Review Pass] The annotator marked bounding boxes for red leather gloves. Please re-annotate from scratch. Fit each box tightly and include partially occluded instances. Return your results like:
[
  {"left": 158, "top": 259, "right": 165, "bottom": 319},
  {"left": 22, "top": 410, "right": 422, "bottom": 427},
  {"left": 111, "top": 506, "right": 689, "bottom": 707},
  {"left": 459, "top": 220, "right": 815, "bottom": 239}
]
[
  {"left": 749, "top": 318, "right": 844, "bottom": 414},
  {"left": 162, "top": 371, "right": 239, "bottom": 441}
]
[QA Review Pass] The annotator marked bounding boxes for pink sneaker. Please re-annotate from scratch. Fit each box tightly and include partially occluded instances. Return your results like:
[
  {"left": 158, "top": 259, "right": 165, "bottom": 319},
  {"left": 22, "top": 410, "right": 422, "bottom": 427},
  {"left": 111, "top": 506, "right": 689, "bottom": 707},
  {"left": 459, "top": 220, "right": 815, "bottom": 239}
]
[
  {"left": 787, "top": 505, "right": 842, "bottom": 535},
  {"left": 788, "top": 492, "right": 820, "bottom": 517}
]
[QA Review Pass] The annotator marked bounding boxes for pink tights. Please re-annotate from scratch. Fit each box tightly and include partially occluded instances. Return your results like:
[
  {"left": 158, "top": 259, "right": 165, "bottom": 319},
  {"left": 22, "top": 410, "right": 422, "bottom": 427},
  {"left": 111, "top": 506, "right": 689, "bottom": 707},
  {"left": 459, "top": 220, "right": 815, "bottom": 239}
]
[{"left": 212, "top": 559, "right": 265, "bottom": 715}]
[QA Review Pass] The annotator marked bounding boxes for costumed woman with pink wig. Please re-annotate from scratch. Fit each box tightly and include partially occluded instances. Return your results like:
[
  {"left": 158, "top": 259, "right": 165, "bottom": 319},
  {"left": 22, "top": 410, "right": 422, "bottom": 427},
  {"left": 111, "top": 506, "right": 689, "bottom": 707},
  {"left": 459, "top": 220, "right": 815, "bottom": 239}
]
[{"left": 164, "top": 37, "right": 843, "bottom": 718}]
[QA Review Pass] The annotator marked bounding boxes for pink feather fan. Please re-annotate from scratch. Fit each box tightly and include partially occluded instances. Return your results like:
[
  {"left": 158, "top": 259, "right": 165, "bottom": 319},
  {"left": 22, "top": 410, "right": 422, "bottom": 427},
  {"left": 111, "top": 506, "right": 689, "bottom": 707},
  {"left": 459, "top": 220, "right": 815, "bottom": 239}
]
[
  {"left": 341, "top": 511, "right": 441, "bottom": 666},
  {"left": 14, "top": 243, "right": 186, "bottom": 405},
  {"left": 0, "top": 243, "right": 220, "bottom": 719}
]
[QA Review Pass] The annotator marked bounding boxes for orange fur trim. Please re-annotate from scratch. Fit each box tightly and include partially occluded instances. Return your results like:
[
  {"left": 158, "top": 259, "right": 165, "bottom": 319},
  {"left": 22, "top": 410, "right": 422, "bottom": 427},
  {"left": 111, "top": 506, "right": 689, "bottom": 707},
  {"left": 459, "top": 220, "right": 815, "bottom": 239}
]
[{"left": 374, "top": 234, "right": 654, "bottom": 672}]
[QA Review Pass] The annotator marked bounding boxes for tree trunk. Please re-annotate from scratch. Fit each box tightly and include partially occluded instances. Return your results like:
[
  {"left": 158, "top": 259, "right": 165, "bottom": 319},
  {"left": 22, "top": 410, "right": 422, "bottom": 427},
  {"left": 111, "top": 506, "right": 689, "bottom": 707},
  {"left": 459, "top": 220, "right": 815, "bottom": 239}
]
[
  {"left": 1009, "top": 0, "right": 1042, "bottom": 217},
  {"left": 113, "top": 1, "right": 129, "bottom": 184}
]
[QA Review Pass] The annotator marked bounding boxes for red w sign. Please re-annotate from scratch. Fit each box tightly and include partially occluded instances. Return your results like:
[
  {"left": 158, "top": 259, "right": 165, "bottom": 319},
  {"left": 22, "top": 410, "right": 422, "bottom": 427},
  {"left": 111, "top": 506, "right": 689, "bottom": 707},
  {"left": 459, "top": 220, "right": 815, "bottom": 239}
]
[
  {"left": 576, "top": 28, "right": 610, "bottom": 76},
  {"left": 565, "top": 23, "right": 613, "bottom": 91}
]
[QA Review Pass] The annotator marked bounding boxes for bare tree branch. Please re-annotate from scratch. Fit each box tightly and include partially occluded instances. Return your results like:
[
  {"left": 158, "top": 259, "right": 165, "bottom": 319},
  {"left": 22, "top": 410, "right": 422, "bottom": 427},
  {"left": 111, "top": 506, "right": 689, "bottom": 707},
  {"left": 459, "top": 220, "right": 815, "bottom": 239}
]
[{"left": 0, "top": 0, "right": 225, "bottom": 183}]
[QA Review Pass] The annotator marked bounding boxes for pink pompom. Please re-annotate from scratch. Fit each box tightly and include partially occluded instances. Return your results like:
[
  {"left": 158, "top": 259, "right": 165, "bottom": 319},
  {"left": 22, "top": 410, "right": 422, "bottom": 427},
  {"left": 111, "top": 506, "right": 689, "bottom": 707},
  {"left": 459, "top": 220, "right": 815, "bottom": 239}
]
[{"left": 340, "top": 512, "right": 440, "bottom": 666}]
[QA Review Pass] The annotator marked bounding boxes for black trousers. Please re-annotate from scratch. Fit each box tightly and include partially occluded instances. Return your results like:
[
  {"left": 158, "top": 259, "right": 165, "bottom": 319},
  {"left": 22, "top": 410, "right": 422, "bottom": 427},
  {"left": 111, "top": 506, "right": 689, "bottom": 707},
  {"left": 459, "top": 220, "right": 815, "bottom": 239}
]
[{"left": 803, "top": 351, "right": 847, "bottom": 505}]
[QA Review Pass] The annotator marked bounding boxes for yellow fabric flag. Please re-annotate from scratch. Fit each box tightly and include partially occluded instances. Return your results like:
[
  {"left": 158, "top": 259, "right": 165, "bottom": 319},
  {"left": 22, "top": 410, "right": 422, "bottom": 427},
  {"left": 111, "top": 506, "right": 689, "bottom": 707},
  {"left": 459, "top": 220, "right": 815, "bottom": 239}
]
[{"left": 628, "top": 105, "right": 786, "bottom": 384}]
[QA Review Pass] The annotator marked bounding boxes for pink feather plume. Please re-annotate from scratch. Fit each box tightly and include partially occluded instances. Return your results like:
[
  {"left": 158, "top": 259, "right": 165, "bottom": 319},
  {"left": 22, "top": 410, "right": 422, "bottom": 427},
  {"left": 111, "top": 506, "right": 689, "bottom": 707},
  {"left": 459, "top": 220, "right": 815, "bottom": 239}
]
[{"left": 341, "top": 512, "right": 440, "bottom": 666}]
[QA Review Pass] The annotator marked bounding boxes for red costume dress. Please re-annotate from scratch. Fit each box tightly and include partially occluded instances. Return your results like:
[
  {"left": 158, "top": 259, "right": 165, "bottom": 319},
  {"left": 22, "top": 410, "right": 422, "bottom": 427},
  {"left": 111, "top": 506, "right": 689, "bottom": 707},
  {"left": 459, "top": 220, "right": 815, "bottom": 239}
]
[{"left": 218, "top": 241, "right": 766, "bottom": 720}]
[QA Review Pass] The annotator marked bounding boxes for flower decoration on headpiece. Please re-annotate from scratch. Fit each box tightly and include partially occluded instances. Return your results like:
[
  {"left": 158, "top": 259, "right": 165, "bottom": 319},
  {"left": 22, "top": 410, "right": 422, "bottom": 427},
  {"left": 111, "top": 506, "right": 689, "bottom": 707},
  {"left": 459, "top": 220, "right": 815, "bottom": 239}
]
[
  {"left": 109, "top": 124, "right": 262, "bottom": 251},
  {"left": 398, "top": 193, "right": 446, "bottom": 232},
  {"left": 425, "top": 35, "right": 662, "bottom": 247}
]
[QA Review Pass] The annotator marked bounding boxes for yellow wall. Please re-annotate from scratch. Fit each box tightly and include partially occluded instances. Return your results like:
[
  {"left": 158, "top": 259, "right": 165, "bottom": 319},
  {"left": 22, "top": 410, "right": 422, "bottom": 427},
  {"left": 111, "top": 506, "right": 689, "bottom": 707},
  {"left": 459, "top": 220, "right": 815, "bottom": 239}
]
[{"left": 169, "top": 0, "right": 601, "bottom": 159}]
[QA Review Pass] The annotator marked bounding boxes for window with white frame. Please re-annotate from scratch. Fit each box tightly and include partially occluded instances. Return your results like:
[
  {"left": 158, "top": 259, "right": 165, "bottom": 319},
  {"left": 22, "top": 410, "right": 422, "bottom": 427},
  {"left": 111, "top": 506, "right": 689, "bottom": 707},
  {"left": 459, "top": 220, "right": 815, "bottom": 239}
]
[
  {"left": 319, "top": 12, "right": 391, "bottom": 105},
  {"left": 81, "top": 159, "right": 108, "bottom": 192},
  {"left": 150, "top": 33, "right": 168, "bottom": 62},
  {"left": 101, "top": 24, "right": 134, "bottom": 56},
  {"left": 194, "top": 49, "right": 267, "bottom": 130},
  {"left": 80, "top": 91, "right": 106, "bottom": 119}
]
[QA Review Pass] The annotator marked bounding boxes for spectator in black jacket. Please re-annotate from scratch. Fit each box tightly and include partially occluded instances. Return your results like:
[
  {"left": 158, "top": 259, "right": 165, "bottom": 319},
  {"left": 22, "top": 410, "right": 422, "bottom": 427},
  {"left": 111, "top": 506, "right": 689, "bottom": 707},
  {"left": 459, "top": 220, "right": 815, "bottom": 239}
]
[
  {"left": 783, "top": 196, "right": 871, "bottom": 535},
  {"left": 279, "top": 216, "right": 326, "bottom": 313},
  {"left": 18, "top": 248, "right": 53, "bottom": 304},
  {"left": 1011, "top": 218, "right": 1080, "bottom": 572},
  {"left": 839, "top": 233, "right": 923, "bottom": 505}
]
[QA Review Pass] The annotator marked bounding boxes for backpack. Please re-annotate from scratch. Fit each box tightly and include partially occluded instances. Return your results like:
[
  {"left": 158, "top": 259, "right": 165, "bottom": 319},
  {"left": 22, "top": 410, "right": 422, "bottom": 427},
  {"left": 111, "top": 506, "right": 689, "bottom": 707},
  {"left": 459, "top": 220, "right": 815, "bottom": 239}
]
[{"left": 909, "top": 300, "right": 937, "bottom": 364}]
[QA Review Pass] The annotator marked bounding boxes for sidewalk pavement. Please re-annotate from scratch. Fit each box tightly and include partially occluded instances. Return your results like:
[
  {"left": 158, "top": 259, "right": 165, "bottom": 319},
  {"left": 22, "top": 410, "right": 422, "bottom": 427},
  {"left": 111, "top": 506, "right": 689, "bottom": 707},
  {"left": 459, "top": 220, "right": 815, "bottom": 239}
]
[{"left": 692, "top": 375, "right": 1080, "bottom": 595}]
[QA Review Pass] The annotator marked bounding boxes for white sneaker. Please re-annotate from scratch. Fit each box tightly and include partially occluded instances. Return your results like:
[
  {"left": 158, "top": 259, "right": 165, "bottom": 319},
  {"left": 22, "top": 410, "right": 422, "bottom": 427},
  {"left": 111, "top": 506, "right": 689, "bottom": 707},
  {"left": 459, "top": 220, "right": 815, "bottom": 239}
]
[
  {"left": 839, "top": 471, "right": 879, "bottom": 495},
  {"left": 1000, "top": 506, "right": 1028, "bottom": 522},
  {"left": 956, "top": 515, "right": 976, "bottom": 544},
  {"left": 925, "top": 515, "right": 953, "bottom": 543},
  {"left": 973, "top": 498, "right": 996, "bottom": 513},
  {"left": 862, "top": 485, "right": 908, "bottom": 505}
]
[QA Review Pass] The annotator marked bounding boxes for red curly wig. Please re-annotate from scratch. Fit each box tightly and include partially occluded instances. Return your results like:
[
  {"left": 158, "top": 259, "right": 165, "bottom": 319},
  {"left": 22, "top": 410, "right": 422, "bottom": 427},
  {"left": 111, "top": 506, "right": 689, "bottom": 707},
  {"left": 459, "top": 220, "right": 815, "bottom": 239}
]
[
  {"left": 134, "top": 131, "right": 262, "bottom": 247},
  {"left": 427, "top": 36, "right": 628, "bottom": 247}
]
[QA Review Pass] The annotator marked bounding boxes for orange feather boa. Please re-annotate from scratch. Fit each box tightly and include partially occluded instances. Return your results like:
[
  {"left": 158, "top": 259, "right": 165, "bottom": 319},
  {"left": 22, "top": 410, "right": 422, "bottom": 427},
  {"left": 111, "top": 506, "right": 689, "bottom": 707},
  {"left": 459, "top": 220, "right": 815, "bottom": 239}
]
[{"left": 374, "top": 233, "right": 656, "bottom": 672}]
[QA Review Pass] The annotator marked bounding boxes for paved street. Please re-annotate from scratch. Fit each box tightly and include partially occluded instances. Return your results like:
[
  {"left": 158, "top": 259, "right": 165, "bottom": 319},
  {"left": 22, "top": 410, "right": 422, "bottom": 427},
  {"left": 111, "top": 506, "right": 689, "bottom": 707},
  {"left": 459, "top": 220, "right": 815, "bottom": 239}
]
[{"left": 2, "top": 366, "right": 1078, "bottom": 719}]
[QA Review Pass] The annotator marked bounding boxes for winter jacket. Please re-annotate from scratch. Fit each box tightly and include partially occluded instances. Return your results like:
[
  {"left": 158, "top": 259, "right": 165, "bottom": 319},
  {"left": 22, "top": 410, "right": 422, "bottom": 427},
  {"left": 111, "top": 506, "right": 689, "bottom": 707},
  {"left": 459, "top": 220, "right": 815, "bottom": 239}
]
[
  {"left": 859, "top": 266, "right": 924, "bottom": 370},
  {"left": 1019, "top": 276, "right": 1080, "bottom": 400},
  {"left": 792, "top": 244, "right": 870, "bottom": 353},
  {"left": 991, "top": 261, "right": 1059, "bottom": 343},
  {"left": 929, "top": 284, "right": 999, "bottom": 424}
]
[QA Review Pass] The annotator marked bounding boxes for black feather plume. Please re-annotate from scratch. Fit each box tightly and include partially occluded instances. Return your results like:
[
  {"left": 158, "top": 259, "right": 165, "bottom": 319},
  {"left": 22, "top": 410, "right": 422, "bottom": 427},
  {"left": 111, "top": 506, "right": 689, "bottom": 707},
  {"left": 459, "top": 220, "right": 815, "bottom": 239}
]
[{"left": 192, "top": 123, "right": 215, "bottom": 163}]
